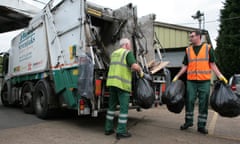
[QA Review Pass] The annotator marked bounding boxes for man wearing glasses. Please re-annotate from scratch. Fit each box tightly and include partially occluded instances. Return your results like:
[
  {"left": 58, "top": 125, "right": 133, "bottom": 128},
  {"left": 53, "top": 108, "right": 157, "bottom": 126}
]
[{"left": 172, "top": 30, "right": 228, "bottom": 134}]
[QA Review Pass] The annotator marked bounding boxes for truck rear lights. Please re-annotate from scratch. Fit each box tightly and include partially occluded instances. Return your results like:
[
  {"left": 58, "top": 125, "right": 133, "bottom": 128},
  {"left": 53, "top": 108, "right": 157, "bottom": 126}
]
[
  {"left": 231, "top": 84, "right": 236, "bottom": 91},
  {"left": 79, "top": 99, "right": 85, "bottom": 110},
  {"left": 95, "top": 79, "right": 102, "bottom": 96},
  {"left": 161, "top": 83, "right": 166, "bottom": 93}
]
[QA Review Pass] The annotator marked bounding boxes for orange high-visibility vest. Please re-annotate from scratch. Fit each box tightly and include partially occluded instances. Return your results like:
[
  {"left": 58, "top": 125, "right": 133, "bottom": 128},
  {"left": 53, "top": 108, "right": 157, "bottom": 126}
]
[{"left": 186, "top": 43, "right": 212, "bottom": 80}]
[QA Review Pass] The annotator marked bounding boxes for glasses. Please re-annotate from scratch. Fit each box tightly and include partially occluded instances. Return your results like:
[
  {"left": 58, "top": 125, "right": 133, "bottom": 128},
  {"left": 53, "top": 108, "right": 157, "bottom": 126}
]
[{"left": 190, "top": 35, "right": 196, "bottom": 38}]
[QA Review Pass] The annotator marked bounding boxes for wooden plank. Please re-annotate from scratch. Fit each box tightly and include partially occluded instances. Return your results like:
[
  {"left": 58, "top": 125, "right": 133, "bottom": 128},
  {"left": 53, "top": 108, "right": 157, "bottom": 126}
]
[
  {"left": 150, "top": 61, "right": 169, "bottom": 74},
  {"left": 147, "top": 60, "right": 155, "bottom": 68}
]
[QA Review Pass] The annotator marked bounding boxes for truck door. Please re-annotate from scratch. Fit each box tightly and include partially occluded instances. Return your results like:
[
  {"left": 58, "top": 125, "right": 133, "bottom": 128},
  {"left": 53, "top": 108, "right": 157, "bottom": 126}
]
[
  {"left": 112, "top": 3, "right": 136, "bottom": 40},
  {"left": 0, "top": 53, "right": 9, "bottom": 77},
  {"left": 0, "top": 52, "right": 10, "bottom": 106},
  {"left": 137, "top": 14, "right": 156, "bottom": 62},
  {"left": 0, "top": 54, "right": 3, "bottom": 91},
  {"left": 135, "top": 14, "right": 156, "bottom": 71},
  {"left": 136, "top": 14, "right": 171, "bottom": 106}
]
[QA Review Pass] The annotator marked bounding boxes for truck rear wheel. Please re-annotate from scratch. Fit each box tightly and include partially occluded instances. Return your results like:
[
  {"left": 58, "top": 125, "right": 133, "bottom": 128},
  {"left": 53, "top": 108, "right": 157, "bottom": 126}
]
[
  {"left": 21, "top": 82, "right": 34, "bottom": 114},
  {"left": 33, "top": 79, "right": 51, "bottom": 119},
  {"left": 1, "top": 83, "right": 10, "bottom": 106}
]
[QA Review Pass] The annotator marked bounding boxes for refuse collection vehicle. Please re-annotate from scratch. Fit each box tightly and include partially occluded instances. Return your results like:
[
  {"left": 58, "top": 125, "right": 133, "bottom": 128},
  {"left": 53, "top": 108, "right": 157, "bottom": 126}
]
[{"left": 0, "top": 0, "right": 170, "bottom": 119}]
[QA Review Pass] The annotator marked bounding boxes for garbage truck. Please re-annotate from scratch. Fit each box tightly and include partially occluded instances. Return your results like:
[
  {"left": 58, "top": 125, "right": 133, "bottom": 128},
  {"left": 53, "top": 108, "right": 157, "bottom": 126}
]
[{"left": 0, "top": 0, "right": 170, "bottom": 119}]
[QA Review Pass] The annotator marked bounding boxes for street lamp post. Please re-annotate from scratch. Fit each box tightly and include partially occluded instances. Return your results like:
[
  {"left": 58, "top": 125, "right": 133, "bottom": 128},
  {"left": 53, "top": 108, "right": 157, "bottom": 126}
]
[
  {"left": 192, "top": 10, "right": 205, "bottom": 30},
  {"left": 192, "top": 10, "right": 206, "bottom": 42}
]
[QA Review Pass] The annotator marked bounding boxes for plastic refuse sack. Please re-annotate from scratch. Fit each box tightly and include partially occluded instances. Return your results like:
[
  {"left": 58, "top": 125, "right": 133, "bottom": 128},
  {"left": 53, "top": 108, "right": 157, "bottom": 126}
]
[
  {"left": 210, "top": 81, "right": 240, "bottom": 117},
  {"left": 162, "top": 80, "right": 185, "bottom": 114},
  {"left": 136, "top": 77, "right": 155, "bottom": 109},
  {"left": 166, "top": 100, "right": 185, "bottom": 114},
  {"left": 78, "top": 53, "right": 94, "bottom": 99}
]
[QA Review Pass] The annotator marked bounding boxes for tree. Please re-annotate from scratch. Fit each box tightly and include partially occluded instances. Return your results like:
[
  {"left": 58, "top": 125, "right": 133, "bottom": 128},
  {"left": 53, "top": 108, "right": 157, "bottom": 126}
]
[{"left": 215, "top": 0, "right": 240, "bottom": 79}]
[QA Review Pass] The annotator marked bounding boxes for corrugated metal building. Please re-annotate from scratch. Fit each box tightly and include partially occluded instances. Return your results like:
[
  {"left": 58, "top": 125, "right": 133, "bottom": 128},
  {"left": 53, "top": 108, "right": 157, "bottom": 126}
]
[{"left": 154, "top": 21, "right": 212, "bottom": 68}]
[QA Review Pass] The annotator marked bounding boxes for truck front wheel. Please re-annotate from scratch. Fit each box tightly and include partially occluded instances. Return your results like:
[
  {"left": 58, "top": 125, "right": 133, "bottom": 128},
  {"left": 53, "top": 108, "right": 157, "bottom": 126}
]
[{"left": 33, "top": 79, "right": 51, "bottom": 119}]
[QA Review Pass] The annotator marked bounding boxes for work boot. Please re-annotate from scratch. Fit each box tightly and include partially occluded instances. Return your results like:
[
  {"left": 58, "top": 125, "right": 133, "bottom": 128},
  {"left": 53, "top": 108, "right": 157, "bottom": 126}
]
[
  {"left": 198, "top": 127, "right": 208, "bottom": 134},
  {"left": 180, "top": 123, "right": 193, "bottom": 130},
  {"left": 105, "top": 130, "right": 115, "bottom": 135},
  {"left": 116, "top": 132, "right": 132, "bottom": 139}
]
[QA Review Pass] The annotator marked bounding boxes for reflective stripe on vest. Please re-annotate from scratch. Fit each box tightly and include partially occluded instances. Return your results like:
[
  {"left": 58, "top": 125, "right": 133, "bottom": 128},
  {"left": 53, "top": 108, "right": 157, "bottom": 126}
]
[
  {"left": 106, "top": 48, "right": 132, "bottom": 92},
  {"left": 187, "top": 43, "right": 212, "bottom": 80}
]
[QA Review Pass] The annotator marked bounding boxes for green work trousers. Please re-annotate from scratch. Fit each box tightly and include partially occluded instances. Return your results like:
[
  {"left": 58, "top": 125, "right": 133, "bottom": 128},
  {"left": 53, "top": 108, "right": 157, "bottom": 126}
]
[
  {"left": 185, "top": 80, "right": 210, "bottom": 128},
  {"left": 105, "top": 86, "right": 130, "bottom": 134}
]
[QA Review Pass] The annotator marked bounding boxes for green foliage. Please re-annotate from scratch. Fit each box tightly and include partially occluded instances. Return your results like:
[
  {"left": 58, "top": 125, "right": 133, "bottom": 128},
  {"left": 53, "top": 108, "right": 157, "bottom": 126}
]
[{"left": 215, "top": 0, "right": 240, "bottom": 79}]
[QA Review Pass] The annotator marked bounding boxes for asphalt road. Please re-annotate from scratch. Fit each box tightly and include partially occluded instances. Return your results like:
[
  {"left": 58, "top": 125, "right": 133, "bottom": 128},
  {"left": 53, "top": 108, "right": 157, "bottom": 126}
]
[
  {"left": 0, "top": 103, "right": 240, "bottom": 144},
  {"left": 0, "top": 105, "right": 44, "bottom": 130}
]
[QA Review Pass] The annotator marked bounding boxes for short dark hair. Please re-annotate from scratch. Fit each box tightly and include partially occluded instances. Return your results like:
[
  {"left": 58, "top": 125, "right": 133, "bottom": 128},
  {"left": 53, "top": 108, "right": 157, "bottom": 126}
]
[{"left": 190, "top": 30, "right": 202, "bottom": 39}]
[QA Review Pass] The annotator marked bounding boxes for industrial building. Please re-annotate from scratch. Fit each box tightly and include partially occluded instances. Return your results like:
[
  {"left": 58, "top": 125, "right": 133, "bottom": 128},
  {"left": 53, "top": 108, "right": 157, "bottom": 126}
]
[{"left": 154, "top": 21, "right": 212, "bottom": 68}]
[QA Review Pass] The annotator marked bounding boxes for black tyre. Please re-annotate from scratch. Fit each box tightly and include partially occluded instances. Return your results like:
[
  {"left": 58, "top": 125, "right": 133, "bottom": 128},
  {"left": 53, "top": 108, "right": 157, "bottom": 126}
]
[
  {"left": 1, "top": 83, "right": 10, "bottom": 106},
  {"left": 33, "top": 79, "right": 51, "bottom": 119},
  {"left": 21, "top": 82, "right": 34, "bottom": 114}
]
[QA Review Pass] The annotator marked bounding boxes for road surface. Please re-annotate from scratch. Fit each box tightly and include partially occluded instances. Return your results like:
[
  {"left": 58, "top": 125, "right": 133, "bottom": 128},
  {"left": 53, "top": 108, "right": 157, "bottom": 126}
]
[{"left": 0, "top": 103, "right": 239, "bottom": 144}]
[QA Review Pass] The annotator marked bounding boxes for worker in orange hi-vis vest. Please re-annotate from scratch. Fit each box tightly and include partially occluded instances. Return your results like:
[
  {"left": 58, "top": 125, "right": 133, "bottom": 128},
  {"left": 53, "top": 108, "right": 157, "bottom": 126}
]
[{"left": 172, "top": 30, "right": 228, "bottom": 135}]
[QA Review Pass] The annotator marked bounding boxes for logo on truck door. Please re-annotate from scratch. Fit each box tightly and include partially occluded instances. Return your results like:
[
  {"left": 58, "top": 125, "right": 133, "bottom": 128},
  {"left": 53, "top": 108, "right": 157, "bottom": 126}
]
[
  {"left": 18, "top": 32, "right": 36, "bottom": 62},
  {"left": 19, "top": 32, "right": 35, "bottom": 50}
]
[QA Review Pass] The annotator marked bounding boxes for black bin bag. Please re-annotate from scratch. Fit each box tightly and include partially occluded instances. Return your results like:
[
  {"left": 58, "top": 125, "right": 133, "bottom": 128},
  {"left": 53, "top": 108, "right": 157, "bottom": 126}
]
[
  {"left": 166, "top": 100, "right": 185, "bottom": 114},
  {"left": 210, "top": 81, "right": 240, "bottom": 117},
  {"left": 163, "top": 80, "right": 185, "bottom": 114},
  {"left": 136, "top": 78, "right": 154, "bottom": 109}
]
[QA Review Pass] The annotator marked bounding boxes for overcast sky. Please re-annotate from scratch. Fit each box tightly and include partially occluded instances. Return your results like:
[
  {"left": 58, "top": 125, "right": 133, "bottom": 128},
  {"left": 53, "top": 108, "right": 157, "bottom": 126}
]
[{"left": 0, "top": 0, "right": 225, "bottom": 53}]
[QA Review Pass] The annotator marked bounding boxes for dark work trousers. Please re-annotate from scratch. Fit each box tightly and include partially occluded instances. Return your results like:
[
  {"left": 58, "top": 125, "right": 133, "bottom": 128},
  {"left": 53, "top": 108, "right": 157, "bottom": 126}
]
[
  {"left": 185, "top": 80, "right": 210, "bottom": 128},
  {"left": 105, "top": 86, "right": 130, "bottom": 134}
]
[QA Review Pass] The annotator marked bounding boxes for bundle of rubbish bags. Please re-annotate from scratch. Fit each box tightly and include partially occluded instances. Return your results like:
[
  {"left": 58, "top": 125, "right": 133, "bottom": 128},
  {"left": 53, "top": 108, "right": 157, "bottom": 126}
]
[
  {"left": 161, "top": 79, "right": 240, "bottom": 117},
  {"left": 210, "top": 80, "right": 240, "bottom": 117},
  {"left": 136, "top": 77, "right": 155, "bottom": 109},
  {"left": 162, "top": 80, "right": 185, "bottom": 114}
]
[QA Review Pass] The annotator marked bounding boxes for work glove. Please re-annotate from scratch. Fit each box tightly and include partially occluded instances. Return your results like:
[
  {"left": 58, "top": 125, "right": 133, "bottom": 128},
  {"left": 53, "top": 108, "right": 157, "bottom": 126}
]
[
  {"left": 219, "top": 75, "right": 228, "bottom": 84},
  {"left": 172, "top": 76, "right": 178, "bottom": 82},
  {"left": 139, "top": 71, "right": 144, "bottom": 78}
]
